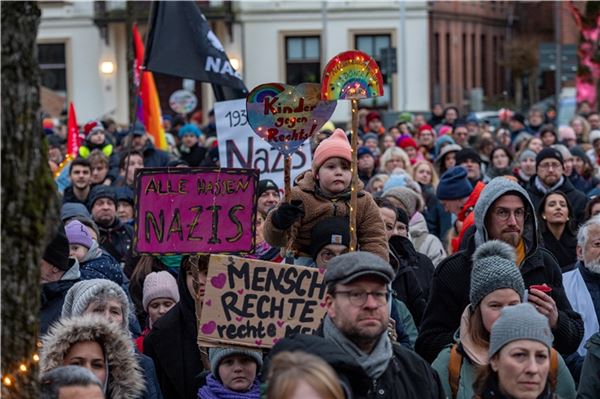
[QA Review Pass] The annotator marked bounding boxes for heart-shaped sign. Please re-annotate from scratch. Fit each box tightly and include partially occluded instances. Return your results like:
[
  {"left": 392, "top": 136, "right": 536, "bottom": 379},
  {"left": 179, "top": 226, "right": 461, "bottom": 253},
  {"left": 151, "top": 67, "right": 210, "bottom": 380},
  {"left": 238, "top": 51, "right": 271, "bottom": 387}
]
[{"left": 246, "top": 83, "right": 337, "bottom": 156}]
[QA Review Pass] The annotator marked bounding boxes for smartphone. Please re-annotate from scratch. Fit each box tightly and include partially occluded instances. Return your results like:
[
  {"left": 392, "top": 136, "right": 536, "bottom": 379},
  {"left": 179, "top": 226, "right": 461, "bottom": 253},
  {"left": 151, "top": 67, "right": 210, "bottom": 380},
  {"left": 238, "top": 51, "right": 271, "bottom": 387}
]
[{"left": 529, "top": 284, "right": 552, "bottom": 294}]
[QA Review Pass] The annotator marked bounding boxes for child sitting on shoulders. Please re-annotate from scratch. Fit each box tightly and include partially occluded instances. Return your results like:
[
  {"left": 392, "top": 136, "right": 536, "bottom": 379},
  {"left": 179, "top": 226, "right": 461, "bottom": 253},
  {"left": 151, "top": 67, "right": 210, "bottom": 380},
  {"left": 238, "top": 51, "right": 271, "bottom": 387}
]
[{"left": 263, "top": 128, "right": 388, "bottom": 264}]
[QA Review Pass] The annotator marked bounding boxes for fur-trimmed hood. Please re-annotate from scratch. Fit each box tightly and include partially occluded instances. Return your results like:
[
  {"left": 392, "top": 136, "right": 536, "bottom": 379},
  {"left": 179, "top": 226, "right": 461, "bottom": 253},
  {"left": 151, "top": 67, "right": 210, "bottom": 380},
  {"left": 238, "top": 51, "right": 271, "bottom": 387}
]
[{"left": 41, "top": 315, "right": 145, "bottom": 398}]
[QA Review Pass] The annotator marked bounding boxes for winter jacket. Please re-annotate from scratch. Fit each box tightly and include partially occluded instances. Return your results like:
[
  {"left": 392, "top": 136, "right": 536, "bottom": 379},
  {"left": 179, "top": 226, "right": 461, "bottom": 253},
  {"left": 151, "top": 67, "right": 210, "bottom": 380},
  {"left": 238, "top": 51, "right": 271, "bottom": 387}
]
[
  {"left": 61, "top": 186, "right": 90, "bottom": 205},
  {"left": 409, "top": 212, "right": 446, "bottom": 267},
  {"left": 263, "top": 170, "right": 388, "bottom": 261},
  {"left": 41, "top": 315, "right": 145, "bottom": 399},
  {"left": 432, "top": 338, "right": 576, "bottom": 399},
  {"left": 143, "top": 267, "right": 205, "bottom": 399},
  {"left": 79, "top": 241, "right": 124, "bottom": 285},
  {"left": 541, "top": 228, "right": 578, "bottom": 272},
  {"left": 179, "top": 143, "right": 207, "bottom": 167},
  {"left": 136, "top": 350, "right": 164, "bottom": 399},
  {"left": 270, "top": 332, "right": 444, "bottom": 399},
  {"left": 578, "top": 332, "right": 600, "bottom": 399},
  {"left": 476, "top": 377, "right": 557, "bottom": 399},
  {"left": 137, "top": 141, "right": 171, "bottom": 168},
  {"left": 40, "top": 260, "right": 81, "bottom": 335},
  {"left": 389, "top": 235, "right": 434, "bottom": 325},
  {"left": 416, "top": 177, "right": 584, "bottom": 363},
  {"left": 526, "top": 175, "right": 589, "bottom": 227},
  {"left": 570, "top": 171, "right": 600, "bottom": 196},
  {"left": 420, "top": 183, "right": 452, "bottom": 241},
  {"left": 97, "top": 217, "right": 134, "bottom": 264}
]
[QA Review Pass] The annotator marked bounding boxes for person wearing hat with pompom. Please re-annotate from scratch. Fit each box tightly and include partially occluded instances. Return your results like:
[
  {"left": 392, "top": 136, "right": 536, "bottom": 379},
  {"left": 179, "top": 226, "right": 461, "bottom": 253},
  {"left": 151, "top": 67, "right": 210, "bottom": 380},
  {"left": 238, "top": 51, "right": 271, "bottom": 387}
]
[
  {"left": 417, "top": 176, "right": 584, "bottom": 364},
  {"left": 431, "top": 240, "right": 575, "bottom": 399},
  {"left": 263, "top": 128, "right": 388, "bottom": 264},
  {"left": 525, "top": 147, "right": 589, "bottom": 226}
]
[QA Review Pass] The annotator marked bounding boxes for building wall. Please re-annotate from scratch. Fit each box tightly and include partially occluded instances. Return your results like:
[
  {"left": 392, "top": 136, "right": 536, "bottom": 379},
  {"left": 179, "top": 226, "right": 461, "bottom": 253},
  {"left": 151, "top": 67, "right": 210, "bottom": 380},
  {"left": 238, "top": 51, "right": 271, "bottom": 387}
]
[
  {"left": 234, "top": 1, "right": 430, "bottom": 121},
  {"left": 429, "top": 1, "right": 513, "bottom": 111},
  {"left": 38, "top": 1, "right": 129, "bottom": 124}
]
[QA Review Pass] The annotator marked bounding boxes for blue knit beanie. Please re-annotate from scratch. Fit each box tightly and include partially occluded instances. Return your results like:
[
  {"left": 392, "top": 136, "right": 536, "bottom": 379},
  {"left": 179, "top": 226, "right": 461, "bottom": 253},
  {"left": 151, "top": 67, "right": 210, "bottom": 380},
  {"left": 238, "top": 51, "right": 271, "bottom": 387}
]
[
  {"left": 178, "top": 123, "right": 203, "bottom": 138},
  {"left": 436, "top": 166, "right": 472, "bottom": 200},
  {"left": 382, "top": 174, "right": 407, "bottom": 192}
]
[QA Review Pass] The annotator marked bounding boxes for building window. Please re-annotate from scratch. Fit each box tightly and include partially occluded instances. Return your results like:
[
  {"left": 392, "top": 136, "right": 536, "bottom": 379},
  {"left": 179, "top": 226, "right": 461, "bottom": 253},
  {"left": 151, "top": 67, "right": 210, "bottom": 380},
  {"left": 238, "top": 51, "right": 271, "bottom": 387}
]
[
  {"left": 285, "top": 36, "right": 320, "bottom": 85},
  {"left": 38, "top": 43, "right": 67, "bottom": 96},
  {"left": 354, "top": 33, "right": 391, "bottom": 107}
]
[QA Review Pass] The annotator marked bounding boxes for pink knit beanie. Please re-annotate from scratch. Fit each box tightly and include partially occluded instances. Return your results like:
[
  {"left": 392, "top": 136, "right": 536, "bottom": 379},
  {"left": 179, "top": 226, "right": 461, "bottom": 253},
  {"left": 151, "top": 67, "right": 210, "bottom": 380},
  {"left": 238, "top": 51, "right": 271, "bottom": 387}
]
[
  {"left": 142, "top": 271, "right": 180, "bottom": 311},
  {"left": 312, "top": 128, "right": 352, "bottom": 174}
]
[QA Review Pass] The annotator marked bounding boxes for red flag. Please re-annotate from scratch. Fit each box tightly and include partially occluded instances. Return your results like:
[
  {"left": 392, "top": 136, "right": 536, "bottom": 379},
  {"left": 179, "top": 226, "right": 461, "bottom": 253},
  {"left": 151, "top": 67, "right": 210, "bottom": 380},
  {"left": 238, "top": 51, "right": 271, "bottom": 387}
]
[{"left": 67, "top": 102, "right": 80, "bottom": 157}]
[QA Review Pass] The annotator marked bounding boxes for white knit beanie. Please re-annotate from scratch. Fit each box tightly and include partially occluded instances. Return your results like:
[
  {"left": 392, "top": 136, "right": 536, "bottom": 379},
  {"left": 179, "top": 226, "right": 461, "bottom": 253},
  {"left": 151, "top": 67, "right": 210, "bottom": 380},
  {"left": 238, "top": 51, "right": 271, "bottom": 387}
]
[{"left": 142, "top": 271, "right": 180, "bottom": 311}]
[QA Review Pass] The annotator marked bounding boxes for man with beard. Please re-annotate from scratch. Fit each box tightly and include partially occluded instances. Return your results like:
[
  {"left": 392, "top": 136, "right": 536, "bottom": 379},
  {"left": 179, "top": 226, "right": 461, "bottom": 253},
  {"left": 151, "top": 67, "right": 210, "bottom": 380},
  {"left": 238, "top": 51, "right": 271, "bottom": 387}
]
[
  {"left": 87, "top": 185, "right": 133, "bottom": 264},
  {"left": 62, "top": 157, "right": 92, "bottom": 205},
  {"left": 256, "top": 179, "right": 281, "bottom": 217},
  {"left": 126, "top": 122, "right": 171, "bottom": 167},
  {"left": 561, "top": 216, "right": 600, "bottom": 377},
  {"left": 417, "top": 177, "right": 583, "bottom": 363},
  {"left": 525, "top": 147, "right": 589, "bottom": 226},
  {"left": 278, "top": 252, "right": 443, "bottom": 398}
]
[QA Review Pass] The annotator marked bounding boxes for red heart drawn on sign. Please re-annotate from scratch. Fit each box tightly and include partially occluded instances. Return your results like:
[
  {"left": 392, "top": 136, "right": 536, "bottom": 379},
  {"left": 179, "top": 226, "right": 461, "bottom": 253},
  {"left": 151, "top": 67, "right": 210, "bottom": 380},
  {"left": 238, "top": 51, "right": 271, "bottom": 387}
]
[
  {"left": 318, "top": 267, "right": 326, "bottom": 275},
  {"left": 276, "top": 320, "right": 285, "bottom": 328},
  {"left": 200, "top": 321, "right": 216, "bottom": 335},
  {"left": 320, "top": 302, "right": 327, "bottom": 308},
  {"left": 255, "top": 339, "right": 262, "bottom": 346},
  {"left": 205, "top": 299, "right": 212, "bottom": 306},
  {"left": 235, "top": 316, "right": 243, "bottom": 322},
  {"left": 237, "top": 289, "right": 244, "bottom": 295},
  {"left": 210, "top": 273, "right": 226, "bottom": 289}
]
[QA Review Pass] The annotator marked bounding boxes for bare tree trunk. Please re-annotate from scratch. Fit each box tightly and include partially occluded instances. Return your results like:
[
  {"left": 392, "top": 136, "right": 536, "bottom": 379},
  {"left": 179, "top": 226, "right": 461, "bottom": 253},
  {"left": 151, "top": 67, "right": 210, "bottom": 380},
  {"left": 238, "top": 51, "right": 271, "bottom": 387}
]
[{"left": 1, "top": 2, "right": 59, "bottom": 397}]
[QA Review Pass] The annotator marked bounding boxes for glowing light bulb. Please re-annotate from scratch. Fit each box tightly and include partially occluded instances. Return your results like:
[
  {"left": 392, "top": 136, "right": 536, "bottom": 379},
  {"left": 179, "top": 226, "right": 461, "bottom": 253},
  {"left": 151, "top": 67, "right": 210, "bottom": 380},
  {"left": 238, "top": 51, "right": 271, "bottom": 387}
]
[
  {"left": 19, "top": 365, "right": 27, "bottom": 373},
  {"left": 3, "top": 376, "right": 12, "bottom": 386},
  {"left": 32, "top": 354, "right": 39, "bottom": 362}
]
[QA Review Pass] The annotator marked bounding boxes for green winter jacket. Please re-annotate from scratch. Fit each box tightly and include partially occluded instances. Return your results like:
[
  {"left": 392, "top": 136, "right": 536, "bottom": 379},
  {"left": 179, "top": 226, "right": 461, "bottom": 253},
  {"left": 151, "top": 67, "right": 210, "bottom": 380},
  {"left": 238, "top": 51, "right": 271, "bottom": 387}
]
[{"left": 432, "top": 340, "right": 576, "bottom": 399}]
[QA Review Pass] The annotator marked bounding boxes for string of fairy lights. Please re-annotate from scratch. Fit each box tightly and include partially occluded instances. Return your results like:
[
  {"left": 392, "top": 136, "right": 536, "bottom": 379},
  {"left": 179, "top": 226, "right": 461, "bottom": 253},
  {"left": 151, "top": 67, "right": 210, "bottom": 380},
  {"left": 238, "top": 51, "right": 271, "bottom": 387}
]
[{"left": 1, "top": 342, "right": 41, "bottom": 389}]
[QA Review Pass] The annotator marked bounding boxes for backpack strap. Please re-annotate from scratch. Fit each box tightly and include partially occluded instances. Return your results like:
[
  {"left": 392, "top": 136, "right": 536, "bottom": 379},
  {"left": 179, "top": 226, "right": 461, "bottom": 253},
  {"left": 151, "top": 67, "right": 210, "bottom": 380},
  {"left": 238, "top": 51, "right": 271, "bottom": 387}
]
[
  {"left": 549, "top": 348, "right": 558, "bottom": 388},
  {"left": 449, "top": 344, "right": 463, "bottom": 399}
]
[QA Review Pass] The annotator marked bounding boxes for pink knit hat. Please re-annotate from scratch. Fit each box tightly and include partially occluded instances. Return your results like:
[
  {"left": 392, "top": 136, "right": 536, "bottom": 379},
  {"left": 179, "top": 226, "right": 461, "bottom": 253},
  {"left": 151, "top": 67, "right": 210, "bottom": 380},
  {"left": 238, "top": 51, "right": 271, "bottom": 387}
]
[
  {"left": 312, "top": 128, "right": 352, "bottom": 174},
  {"left": 142, "top": 271, "right": 180, "bottom": 311}
]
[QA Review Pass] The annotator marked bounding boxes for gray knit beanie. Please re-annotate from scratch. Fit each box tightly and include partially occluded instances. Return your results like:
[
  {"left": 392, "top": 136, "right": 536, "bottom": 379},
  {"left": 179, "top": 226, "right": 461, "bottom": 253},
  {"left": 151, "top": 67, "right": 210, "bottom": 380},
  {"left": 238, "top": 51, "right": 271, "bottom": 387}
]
[
  {"left": 209, "top": 347, "right": 263, "bottom": 380},
  {"left": 61, "top": 279, "right": 130, "bottom": 330},
  {"left": 383, "top": 187, "right": 421, "bottom": 216},
  {"left": 489, "top": 303, "right": 553, "bottom": 358},
  {"left": 470, "top": 240, "right": 525, "bottom": 306}
]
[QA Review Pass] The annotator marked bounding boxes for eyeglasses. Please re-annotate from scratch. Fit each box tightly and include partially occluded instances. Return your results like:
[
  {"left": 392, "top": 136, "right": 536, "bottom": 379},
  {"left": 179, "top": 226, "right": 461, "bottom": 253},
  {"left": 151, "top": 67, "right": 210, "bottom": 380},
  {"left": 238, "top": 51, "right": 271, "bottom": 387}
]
[
  {"left": 538, "top": 162, "right": 562, "bottom": 170},
  {"left": 333, "top": 290, "right": 389, "bottom": 307},
  {"left": 319, "top": 249, "right": 348, "bottom": 262},
  {"left": 493, "top": 207, "right": 528, "bottom": 221}
]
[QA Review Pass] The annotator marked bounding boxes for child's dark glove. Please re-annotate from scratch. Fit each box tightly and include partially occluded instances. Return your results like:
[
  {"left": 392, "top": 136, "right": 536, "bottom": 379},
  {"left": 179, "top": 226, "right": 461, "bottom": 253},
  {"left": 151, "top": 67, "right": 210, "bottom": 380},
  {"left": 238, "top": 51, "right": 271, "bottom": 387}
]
[{"left": 271, "top": 200, "right": 304, "bottom": 230}]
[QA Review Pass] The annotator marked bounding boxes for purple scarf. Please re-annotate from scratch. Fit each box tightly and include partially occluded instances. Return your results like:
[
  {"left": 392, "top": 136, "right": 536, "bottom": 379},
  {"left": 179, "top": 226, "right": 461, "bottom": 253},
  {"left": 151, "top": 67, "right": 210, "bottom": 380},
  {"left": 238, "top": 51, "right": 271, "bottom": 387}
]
[{"left": 198, "top": 373, "right": 260, "bottom": 399}]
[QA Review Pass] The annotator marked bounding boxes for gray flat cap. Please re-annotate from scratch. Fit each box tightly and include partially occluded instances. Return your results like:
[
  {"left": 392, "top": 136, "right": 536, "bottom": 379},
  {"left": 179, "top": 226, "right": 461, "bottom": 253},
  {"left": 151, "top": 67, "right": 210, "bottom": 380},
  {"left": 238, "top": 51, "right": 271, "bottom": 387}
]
[{"left": 324, "top": 251, "right": 395, "bottom": 287}]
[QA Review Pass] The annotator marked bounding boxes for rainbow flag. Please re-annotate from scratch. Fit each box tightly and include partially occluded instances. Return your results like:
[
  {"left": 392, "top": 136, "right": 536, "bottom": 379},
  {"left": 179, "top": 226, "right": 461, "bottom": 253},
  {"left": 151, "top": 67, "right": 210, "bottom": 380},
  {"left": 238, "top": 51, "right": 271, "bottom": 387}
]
[{"left": 133, "top": 24, "right": 168, "bottom": 150}]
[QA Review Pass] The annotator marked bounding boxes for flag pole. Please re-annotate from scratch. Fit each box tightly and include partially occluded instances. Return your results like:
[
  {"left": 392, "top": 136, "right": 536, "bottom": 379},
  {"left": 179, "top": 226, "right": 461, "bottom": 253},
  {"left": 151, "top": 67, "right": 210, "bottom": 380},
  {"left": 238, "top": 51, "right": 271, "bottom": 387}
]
[{"left": 349, "top": 99, "right": 359, "bottom": 252}]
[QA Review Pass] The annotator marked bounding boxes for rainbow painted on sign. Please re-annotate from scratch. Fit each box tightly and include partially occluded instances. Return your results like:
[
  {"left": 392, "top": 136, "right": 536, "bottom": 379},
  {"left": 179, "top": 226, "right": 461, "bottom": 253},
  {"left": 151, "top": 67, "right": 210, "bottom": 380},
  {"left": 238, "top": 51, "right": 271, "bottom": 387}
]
[{"left": 321, "top": 50, "right": 384, "bottom": 100}]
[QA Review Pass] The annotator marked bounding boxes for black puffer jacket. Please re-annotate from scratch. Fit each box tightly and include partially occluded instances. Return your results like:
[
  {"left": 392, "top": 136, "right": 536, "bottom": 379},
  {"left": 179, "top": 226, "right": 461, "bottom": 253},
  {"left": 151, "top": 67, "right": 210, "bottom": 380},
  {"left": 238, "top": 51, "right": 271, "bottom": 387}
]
[
  {"left": 143, "top": 266, "right": 204, "bottom": 399},
  {"left": 417, "top": 177, "right": 584, "bottom": 363},
  {"left": 97, "top": 217, "right": 134, "bottom": 263},
  {"left": 270, "top": 332, "right": 444, "bottom": 399}
]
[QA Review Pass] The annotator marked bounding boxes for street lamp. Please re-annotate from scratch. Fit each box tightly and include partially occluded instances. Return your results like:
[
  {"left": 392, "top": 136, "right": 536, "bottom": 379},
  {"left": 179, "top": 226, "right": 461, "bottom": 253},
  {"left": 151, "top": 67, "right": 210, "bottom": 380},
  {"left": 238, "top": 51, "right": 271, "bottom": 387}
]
[{"left": 100, "top": 61, "right": 115, "bottom": 75}]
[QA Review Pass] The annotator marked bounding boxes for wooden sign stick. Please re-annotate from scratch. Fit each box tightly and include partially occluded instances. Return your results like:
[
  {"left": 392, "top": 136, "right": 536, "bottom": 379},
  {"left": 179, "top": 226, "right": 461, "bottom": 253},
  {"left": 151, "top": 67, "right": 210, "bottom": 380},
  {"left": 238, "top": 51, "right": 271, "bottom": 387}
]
[{"left": 349, "top": 99, "right": 359, "bottom": 251}]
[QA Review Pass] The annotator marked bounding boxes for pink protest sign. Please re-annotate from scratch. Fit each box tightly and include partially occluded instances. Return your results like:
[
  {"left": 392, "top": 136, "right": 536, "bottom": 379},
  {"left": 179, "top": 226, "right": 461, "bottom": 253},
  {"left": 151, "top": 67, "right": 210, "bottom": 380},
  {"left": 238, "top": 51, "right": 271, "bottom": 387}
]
[{"left": 134, "top": 167, "right": 258, "bottom": 254}]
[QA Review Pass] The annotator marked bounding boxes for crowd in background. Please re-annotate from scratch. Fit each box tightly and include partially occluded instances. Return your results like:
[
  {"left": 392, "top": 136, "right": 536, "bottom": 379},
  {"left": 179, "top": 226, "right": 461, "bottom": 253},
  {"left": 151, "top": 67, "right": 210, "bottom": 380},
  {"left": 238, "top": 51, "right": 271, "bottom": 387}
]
[{"left": 38, "top": 102, "right": 600, "bottom": 399}]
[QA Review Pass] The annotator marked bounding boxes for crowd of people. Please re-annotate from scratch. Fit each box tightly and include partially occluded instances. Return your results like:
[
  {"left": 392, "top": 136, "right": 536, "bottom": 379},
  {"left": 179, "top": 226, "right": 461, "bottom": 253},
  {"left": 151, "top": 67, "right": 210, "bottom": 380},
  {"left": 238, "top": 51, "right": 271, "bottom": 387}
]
[{"left": 38, "top": 104, "right": 600, "bottom": 399}]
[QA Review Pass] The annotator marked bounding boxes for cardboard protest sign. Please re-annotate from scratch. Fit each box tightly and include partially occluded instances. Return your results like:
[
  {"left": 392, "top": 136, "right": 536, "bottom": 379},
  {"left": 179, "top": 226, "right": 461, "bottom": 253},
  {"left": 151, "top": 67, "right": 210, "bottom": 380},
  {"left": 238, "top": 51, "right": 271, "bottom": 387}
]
[
  {"left": 198, "top": 255, "right": 327, "bottom": 349},
  {"left": 215, "top": 99, "right": 313, "bottom": 191},
  {"left": 246, "top": 83, "right": 336, "bottom": 156},
  {"left": 134, "top": 167, "right": 258, "bottom": 254}
]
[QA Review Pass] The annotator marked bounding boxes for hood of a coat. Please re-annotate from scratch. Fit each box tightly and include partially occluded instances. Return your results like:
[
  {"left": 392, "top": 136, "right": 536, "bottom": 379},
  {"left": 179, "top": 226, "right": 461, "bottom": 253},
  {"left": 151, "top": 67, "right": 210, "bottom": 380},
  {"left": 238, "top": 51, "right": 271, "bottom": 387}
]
[
  {"left": 41, "top": 315, "right": 144, "bottom": 398},
  {"left": 473, "top": 177, "right": 538, "bottom": 255},
  {"left": 409, "top": 212, "right": 428, "bottom": 237}
]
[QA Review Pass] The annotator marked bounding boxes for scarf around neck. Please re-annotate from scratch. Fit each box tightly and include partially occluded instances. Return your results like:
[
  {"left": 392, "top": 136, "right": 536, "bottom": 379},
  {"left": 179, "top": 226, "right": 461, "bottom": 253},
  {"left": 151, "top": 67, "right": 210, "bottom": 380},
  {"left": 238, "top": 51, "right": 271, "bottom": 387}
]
[
  {"left": 322, "top": 315, "right": 392, "bottom": 379},
  {"left": 534, "top": 175, "right": 564, "bottom": 194},
  {"left": 198, "top": 373, "right": 260, "bottom": 399},
  {"left": 459, "top": 306, "right": 488, "bottom": 366}
]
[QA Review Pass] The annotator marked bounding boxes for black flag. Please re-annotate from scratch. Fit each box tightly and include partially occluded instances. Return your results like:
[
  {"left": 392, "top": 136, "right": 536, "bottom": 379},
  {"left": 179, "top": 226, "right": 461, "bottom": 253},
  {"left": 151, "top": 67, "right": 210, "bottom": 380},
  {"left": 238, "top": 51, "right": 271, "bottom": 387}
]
[{"left": 144, "top": 1, "right": 247, "bottom": 101}]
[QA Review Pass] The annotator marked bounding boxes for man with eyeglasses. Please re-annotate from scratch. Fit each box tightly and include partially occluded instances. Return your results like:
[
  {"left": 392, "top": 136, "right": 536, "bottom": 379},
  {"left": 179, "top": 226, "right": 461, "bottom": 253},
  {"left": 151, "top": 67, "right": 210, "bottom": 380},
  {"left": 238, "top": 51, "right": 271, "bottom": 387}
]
[
  {"left": 318, "top": 251, "right": 443, "bottom": 398},
  {"left": 417, "top": 176, "right": 584, "bottom": 363},
  {"left": 525, "top": 147, "right": 589, "bottom": 226}
]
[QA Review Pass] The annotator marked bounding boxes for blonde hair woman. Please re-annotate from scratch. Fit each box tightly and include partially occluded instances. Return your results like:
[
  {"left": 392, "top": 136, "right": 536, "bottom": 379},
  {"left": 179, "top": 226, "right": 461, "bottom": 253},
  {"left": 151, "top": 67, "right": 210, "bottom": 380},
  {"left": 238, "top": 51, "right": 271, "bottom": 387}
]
[
  {"left": 412, "top": 160, "right": 439, "bottom": 188},
  {"left": 570, "top": 115, "right": 591, "bottom": 144},
  {"left": 379, "top": 147, "right": 413, "bottom": 175},
  {"left": 266, "top": 351, "right": 345, "bottom": 399},
  {"left": 365, "top": 173, "right": 389, "bottom": 194}
]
